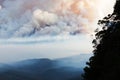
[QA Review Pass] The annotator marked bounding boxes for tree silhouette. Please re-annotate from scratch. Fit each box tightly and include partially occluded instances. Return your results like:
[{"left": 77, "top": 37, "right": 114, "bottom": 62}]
[{"left": 83, "top": 0, "right": 120, "bottom": 80}]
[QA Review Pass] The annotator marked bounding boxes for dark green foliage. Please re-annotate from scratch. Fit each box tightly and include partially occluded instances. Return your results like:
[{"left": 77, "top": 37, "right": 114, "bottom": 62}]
[
  {"left": 114, "top": 0, "right": 120, "bottom": 19},
  {"left": 83, "top": 0, "right": 120, "bottom": 80}
]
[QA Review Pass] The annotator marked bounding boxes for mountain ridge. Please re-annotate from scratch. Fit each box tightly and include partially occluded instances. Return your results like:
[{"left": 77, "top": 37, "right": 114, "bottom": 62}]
[{"left": 0, "top": 54, "right": 92, "bottom": 80}]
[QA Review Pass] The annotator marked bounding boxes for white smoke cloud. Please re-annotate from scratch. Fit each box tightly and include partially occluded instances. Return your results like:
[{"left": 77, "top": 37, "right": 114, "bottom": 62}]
[
  {"left": 0, "top": 5, "right": 1, "bottom": 10},
  {"left": 33, "top": 9, "right": 58, "bottom": 26},
  {"left": 0, "top": 0, "right": 115, "bottom": 39}
]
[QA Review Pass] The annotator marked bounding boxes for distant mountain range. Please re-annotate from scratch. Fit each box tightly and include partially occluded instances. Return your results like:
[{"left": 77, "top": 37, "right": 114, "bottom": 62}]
[{"left": 0, "top": 54, "right": 92, "bottom": 80}]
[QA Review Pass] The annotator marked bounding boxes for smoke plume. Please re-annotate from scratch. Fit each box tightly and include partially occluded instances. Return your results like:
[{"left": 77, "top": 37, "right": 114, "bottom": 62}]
[{"left": 0, "top": 0, "right": 115, "bottom": 38}]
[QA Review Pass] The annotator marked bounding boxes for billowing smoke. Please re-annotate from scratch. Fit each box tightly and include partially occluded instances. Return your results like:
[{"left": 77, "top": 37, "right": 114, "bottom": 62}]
[{"left": 0, "top": 0, "right": 115, "bottom": 38}]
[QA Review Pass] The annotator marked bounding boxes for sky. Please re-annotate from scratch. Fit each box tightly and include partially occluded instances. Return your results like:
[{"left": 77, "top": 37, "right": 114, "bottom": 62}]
[{"left": 0, "top": 0, "right": 115, "bottom": 63}]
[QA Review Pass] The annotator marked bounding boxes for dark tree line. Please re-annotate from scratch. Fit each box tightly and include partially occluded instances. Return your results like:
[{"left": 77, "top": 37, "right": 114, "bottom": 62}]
[{"left": 83, "top": 0, "right": 120, "bottom": 80}]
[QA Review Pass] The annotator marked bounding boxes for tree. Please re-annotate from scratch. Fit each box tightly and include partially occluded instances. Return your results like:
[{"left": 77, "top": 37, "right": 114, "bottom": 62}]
[{"left": 83, "top": 0, "right": 120, "bottom": 80}]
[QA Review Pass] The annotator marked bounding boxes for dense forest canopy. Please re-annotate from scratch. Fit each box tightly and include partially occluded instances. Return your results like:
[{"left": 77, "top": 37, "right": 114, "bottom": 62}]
[{"left": 83, "top": 0, "right": 120, "bottom": 80}]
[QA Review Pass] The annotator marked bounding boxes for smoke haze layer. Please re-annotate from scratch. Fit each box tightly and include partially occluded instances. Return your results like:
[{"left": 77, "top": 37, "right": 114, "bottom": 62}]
[{"left": 0, "top": 0, "right": 115, "bottom": 38}]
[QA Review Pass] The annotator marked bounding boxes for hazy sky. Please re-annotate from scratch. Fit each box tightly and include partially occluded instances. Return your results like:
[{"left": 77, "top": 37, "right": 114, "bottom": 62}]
[
  {"left": 0, "top": 35, "right": 93, "bottom": 63},
  {"left": 0, "top": 0, "right": 115, "bottom": 63}
]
